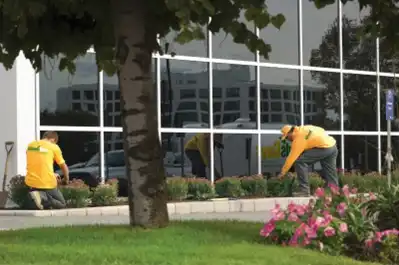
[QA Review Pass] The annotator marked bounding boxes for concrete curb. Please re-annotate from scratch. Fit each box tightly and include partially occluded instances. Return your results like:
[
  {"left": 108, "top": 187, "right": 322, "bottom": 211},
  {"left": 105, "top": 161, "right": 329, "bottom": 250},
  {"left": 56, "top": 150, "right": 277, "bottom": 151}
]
[{"left": 0, "top": 197, "right": 312, "bottom": 217}]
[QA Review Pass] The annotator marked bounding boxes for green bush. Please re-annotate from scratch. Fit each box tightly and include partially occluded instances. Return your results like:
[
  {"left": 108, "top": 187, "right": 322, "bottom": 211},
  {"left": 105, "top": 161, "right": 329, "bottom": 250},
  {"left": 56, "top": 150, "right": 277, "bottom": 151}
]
[
  {"left": 240, "top": 175, "right": 267, "bottom": 197},
  {"left": 186, "top": 177, "right": 215, "bottom": 200},
  {"left": 8, "top": 175, "right": 30, "bottom": 209},
  {"left": 214, "top": 177, "right": 244, "bottom": 198},
  {"left": 166, "top": 177, "right": 188, "bottom": 201},
  {"left": 91, "top": 179, "right": 119, "bottom": 206},
  {"left": 60, "top": 179, "right": 91, "bottom": 208}
]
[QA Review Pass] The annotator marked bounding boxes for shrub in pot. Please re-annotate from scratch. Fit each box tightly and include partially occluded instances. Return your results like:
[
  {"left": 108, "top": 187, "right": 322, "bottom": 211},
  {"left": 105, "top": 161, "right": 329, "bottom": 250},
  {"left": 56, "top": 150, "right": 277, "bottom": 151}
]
[
  {"left": 60, "top": 179, "right": 91, "bottom": 208},
  {"left": 91, "top": 179, "right": 119, "bottom": 206},
  {"left": 186, "top": 177, "right": 215, "bottom": 200},
  {"left": 214, "top": 177, "right": 244, "bottom": 198},
  {"left": 240, "top": 175, "right": 267, "bottom": 197},
  {"left": 166, "top": 177, "right": 188, "bottom": 201}
]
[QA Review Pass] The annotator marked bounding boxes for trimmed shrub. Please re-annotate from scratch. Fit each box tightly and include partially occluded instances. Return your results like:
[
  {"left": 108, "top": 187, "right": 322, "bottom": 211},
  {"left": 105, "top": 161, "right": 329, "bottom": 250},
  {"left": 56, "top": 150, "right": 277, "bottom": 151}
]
[
  {"left": 8, "top": 175, "right": 30, "bottom": 209},
  {"left": 166, "top": 177, "right": 188, "bottom": 201},
  {"left": 91, "top": 179, "right": 119, "bottom": 206},
  {"left": 187, "top": 177, "right": 215, "bottom": 200},
  {"left": 241, "top": 174, "right": 267, "bottom": 197},
  {"left": 214, "top": 177, "right": 244, "bottom": 198},
  {"left": 60, "top": 179, "right": 91, "bottom": 208}
]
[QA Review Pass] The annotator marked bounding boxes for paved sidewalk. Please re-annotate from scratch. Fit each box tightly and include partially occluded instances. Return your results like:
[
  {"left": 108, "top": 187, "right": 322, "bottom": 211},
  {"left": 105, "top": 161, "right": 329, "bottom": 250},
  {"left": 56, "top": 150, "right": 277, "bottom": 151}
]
[{"left": 0, "top": 211, "right": 271, "bottom": 231}]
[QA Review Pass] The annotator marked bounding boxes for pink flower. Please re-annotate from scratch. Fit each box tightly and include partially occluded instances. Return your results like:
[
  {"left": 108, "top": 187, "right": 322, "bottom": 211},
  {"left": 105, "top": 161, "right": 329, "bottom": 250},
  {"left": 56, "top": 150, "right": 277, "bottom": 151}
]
[
  {"left": 337, "top": 202, "right": 347, "bottom": 217},
  {"left": 339, "top": 223, "right": 348, "bottom": 233},
  {"left": 315, "top": 187, "right": 325, "bottom": 198},
  {"left": 328, "top": 184, "right": 340, "bottom": 195},
  {"left": 369, "top": 192, "right": 377, "bottom": 200},
  {"left": 342, "top": 185, "right": 350, "bottom": 198},
  {"left": 260, "top": 222, "right": 275, "bottom": 237},
  {"left": 288, "top": 212, "right": 299, "bottom": 222},
  {"left": 324, "top": 226, "right": 336, "bottom": 237}
]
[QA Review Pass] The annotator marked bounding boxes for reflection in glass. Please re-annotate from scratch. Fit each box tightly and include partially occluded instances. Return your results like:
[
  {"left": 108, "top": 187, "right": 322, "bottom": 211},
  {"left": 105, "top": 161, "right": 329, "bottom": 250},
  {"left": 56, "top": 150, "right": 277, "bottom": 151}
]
[
  {"left": 344, "top": 135, "right": 378, "bottom": 173},
  {"left": 160, "top": 59, "right": 209, "bottom": 128},
  {"left": 39, "top": 53, "right": 99, "bottom": 126},
  {"left": 342, "top": 2, "right": 376, "bottom": 71},
  {"left": 343, "top": 74, "right": 378, "bottom": 131},
  {"left": 260, "top": 67, "right": 300, "bottom": 125},
  {"left": 305, "top": 71, "right": 340, "bottom": 130},
  {"left": 212, "top": 133, "right": 259, "bottom": 177},
  {"left": 103, "top": 59, "right": 156, "bottom": 127},
  {"left": 303, "top": 0, "right": 339, "bottom": 68},
  {"left": 259, "top": 0, "right": 299, "bottom": 65},
  {"left": 212, "top": 64, "right": 256, "bottom": 129},
  {"left": 160, "top": 27, "right": 208, "bottom": 57},
  {"left": 212, "top": 11, "right": 255, "bottom": 61}
]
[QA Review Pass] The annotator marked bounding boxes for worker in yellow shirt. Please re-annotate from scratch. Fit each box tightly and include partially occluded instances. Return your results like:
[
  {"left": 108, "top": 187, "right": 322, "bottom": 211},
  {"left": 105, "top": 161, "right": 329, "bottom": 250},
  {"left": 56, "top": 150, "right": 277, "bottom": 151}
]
[
  {"left": 277, "top": 125, "right": 339, "bottom": 197},
  {"left": 25, "top": 131, "right": 69, "bottom": 210},
  {"left": 184, "top": 133, "right": 223, "bottom": 179}
]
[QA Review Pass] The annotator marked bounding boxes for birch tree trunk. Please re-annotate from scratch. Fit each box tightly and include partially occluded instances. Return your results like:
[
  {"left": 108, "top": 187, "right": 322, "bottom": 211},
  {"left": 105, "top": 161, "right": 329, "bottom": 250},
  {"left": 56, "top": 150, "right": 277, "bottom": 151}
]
[{"left": 111, "top": 0, "right": 169, "bottom": 228}]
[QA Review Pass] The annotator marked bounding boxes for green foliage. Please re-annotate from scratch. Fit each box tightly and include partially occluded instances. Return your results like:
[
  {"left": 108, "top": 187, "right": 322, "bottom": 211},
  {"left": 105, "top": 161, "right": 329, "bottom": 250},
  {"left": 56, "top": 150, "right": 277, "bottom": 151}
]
[
  {"left": 90, "top": 179, "right": 119, "bottom": 207},
  {"left": 60, "top": 179, "right": 91, "bottom": 208},
  {"left": 241, "top": 175, "right": 268, "bottom": 197},
  {"left": 8, "top": 175, "right": 31, "bottom": 209},
  {"left": 186, "top": 177, "right": 215, "bottom": 200},
  {"left": 166, "top": 177, "right": 188, "bottom": 201},
  {"left": 215, "top": 177, "right": 245, "bottom": 198}
]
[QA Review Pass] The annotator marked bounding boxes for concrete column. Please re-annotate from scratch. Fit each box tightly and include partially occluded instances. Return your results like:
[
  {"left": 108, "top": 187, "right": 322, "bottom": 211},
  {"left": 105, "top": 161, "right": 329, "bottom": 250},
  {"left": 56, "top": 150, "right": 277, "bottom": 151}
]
[{"left": 0, "top": 52, "right": 36, "bottom": 190}]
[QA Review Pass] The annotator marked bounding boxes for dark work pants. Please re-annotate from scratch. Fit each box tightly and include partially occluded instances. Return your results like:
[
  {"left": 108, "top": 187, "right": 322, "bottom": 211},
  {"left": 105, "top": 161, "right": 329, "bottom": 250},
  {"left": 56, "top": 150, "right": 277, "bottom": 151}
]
[
  {"left": 28, "top": 187, "right": 67, "bottom": 209},
  {"left": 295, "top": 145, "right": 339, "bottom": 194},
  {"left": 185, "top": 149, "right": 207, "bottom": 178}
]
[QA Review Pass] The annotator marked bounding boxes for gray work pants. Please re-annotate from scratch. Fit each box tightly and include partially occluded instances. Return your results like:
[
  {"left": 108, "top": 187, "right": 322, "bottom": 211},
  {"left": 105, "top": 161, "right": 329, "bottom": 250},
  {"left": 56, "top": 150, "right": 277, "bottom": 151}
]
[
  {"left": 28, "top": 187, "right": 67, "bottom": 209},
  {"left": 295, "top": 145, "right": 339, "bottom": 193}
]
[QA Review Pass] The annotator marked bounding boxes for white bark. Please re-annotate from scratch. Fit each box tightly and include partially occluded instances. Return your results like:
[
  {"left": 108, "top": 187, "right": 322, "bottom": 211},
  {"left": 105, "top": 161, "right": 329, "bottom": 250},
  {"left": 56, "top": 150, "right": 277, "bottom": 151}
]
[{"left": 111, "top": 0, "right": 169, "bottom": 228}]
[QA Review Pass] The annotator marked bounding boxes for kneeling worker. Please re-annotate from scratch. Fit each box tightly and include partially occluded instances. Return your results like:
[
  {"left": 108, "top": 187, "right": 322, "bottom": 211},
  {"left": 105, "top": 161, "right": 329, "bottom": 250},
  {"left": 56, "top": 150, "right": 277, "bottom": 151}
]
[
  {"left": 25, "top": 131, "right": 69, "bottom": 209},
  {"left": 184, "top": 133, "right": 223, "bottom": 180},
  {"left": 277, "top": 125, "right": 339, "bottom": 197}
]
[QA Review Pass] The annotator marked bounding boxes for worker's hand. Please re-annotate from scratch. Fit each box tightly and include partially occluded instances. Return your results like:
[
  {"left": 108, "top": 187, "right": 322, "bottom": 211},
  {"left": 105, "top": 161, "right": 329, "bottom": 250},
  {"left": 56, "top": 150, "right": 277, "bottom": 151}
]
[{"left": 277, "top": 173, "right": 285, "bottom": 180}]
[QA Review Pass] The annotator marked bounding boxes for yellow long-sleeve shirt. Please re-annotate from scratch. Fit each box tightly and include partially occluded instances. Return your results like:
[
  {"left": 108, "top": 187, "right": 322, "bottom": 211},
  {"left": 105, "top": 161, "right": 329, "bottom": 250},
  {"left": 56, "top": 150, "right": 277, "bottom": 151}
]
[
  {"left": 184, "top": 134, "right": 209, "bottom": 166},
  {"left": 281, "top": 125, "right": 336, "bottom": 175}
]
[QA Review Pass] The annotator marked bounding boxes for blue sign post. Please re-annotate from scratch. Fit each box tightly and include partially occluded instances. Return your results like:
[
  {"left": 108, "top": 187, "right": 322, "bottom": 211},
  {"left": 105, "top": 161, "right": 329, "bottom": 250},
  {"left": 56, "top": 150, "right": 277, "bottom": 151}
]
[
  {"left": 386, "top": 89, "right": 395, "bottom": 187},
  {"left": 386, "top": 89, "right": 395, "bottom": 120}
]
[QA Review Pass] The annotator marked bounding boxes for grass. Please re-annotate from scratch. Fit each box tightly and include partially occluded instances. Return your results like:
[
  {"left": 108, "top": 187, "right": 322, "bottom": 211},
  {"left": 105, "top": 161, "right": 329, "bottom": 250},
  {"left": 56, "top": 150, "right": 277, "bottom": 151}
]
[{"left": 0, "top": 221, "right": 380, "bottom": 265}]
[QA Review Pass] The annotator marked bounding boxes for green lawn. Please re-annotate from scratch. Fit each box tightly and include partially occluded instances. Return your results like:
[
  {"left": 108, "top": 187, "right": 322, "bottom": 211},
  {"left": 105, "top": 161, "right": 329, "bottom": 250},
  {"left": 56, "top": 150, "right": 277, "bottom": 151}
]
[{"left": 0, "top": 221, "right": 380, "bottom": 265}]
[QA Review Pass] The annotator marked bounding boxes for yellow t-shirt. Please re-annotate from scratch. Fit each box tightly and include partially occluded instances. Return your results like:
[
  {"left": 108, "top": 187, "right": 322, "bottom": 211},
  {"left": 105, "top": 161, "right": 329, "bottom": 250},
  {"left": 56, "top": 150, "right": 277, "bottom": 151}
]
[
  {"left": 184, "top": 134, "right": 209, "bottom": 166},
  {"left": 281, "top": 125, "right": 336, "bottom": 175},
  {"left": 25, "top": 139, "right": 66, "bottom": 189}
]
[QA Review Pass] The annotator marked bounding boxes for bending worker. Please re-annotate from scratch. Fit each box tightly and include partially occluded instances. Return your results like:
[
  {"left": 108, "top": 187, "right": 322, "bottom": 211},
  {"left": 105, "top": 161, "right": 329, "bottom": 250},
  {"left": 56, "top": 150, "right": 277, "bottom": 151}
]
[
  {"left": 25, "top": 131, "right": 69, "bottom": 210},
  {"left": 277, "top": 125, "right": 339, "bottom": 197},
  {"left": 184, "top": 133, "right": 223, "bottom": 179}
]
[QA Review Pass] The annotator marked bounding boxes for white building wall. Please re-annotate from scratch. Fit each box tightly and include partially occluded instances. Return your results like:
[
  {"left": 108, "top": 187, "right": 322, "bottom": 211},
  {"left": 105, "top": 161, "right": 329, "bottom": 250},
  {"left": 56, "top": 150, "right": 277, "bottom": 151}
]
[{"left": 0, "top": 52, "right": 36, "bottom": 189}]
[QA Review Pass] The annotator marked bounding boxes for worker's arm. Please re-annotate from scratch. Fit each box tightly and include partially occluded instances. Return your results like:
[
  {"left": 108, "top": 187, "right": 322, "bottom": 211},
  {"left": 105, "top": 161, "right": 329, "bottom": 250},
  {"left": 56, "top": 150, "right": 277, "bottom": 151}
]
[
  {"left": 280, "top": 139, "right": 306, "bottom": 175},
  {"left": 54, "top": 146, "right": 69, "bottom": 184}
]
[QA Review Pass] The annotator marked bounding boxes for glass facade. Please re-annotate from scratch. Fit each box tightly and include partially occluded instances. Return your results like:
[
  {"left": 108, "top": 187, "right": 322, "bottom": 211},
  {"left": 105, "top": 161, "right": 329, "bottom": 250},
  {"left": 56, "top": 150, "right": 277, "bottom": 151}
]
[{"left": 37, "top": 1, "right": 399, "bottom": 182}]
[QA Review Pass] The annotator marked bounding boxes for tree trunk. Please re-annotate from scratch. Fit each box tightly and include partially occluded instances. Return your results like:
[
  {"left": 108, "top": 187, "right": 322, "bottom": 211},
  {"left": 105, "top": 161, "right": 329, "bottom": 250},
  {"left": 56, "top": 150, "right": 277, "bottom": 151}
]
[{"left": 111, "top": 0, "right": 169, "bottom": 228}]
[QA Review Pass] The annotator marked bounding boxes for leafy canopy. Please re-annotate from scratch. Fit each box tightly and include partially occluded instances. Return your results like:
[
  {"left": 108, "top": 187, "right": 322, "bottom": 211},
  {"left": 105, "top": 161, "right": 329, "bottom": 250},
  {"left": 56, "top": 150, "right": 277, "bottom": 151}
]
[{"left": 0, "top": 0, "right": 286, "bottom": 75}]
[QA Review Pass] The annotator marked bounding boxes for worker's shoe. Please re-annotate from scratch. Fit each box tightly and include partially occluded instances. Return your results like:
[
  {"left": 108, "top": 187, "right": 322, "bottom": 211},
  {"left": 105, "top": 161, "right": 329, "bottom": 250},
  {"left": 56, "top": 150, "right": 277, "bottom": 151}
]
[
  {"left": 29, "top": 191, "right": 44, "bottom": 210},
  {"left": 292, "top": 190, "right": 310, "bottom": 197}
]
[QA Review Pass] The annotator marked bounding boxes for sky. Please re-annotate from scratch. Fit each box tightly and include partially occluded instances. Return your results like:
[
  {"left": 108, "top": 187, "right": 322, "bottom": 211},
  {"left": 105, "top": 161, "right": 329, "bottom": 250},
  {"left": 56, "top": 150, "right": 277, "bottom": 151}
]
[{"left": 39, "top": 0, "right": 367, "bottom": 111}]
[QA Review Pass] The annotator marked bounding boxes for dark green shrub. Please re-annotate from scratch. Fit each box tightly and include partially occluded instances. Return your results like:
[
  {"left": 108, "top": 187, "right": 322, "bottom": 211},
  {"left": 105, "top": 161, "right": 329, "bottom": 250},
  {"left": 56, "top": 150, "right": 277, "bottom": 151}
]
[
  {"left": 186, "top": 177, "right": 215, "bottom": 200},
  {"left": 8, "top": 175, "right": 30, "bottom": 209},
  {"left": 91, "top": 179, "right": 119, "bottom": 206},
  {"left": 166, "top": 177, "right": 188, "bottom": 201},
  {"left": 240, "top": 174, "right": 267, "bottom": 197},
  {"left": 60, "top": 179, "right": 91, "bottom": 208},
  {"left": 214, "top": 177, "right": 244, "bottom": 198}
]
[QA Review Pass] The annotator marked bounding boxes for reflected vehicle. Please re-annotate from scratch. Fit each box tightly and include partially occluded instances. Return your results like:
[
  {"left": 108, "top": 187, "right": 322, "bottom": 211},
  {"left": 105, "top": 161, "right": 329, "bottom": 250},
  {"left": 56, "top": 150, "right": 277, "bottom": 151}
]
[{"left": 59, "top": 150, "right": 191, "bottom": 196}]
